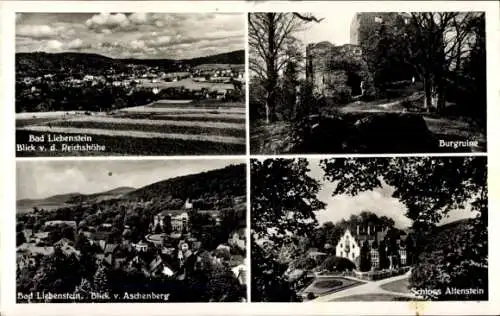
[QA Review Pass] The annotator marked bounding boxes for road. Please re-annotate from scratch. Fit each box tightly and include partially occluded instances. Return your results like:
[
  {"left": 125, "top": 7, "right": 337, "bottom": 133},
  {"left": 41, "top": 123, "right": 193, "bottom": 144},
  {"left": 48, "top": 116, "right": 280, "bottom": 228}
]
[{"left": 312, "top": 271, "right": 420, "bottom": 302}]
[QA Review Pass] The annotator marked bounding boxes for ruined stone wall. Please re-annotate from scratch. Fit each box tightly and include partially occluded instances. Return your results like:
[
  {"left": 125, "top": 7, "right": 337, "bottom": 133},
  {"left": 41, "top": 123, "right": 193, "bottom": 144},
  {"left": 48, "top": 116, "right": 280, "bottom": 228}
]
[{"left": 306, "top": 42, "right": 365, "bottom": 99}]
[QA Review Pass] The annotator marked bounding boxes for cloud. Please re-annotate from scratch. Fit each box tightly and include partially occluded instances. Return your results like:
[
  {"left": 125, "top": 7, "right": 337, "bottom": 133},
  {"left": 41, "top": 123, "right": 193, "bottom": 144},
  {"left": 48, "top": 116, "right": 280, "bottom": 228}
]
[
  {"left": 317, "top": 188, "right": 412, "bottom": 229},
  {"left": 17, "top": 13, "right": 245, "bottom": 59},
  {"left": 17, "top": 24, "right": 58, "bottom": 39},
  {"left": 85, "top": 13, "right": 134, "bottom": 33},
  {"left": 44, "top": 39, "right": 63, "bottom": 51},
  {"left": 67, "top": 38, "right": 90, "bottom": 50}
]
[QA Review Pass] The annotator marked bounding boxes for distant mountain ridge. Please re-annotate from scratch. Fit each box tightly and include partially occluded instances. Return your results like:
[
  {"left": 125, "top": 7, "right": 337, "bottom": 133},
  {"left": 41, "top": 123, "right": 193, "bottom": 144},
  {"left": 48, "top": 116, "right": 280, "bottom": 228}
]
[
  {"left": 17, "top": 186, "right": 136, "bottom": 210},
  {"left": 16, "top": 50, "right": 244, "bottom": 75},
  {"left": 17, "top": 164, "right": 246, "bottom": 212}
]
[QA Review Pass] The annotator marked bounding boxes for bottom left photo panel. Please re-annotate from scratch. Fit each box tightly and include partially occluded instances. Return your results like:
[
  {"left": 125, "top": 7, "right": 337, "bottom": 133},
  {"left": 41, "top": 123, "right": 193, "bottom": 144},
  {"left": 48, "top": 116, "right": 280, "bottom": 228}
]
[{"left": 15, "top": 159, "right": 248, "bottom": 303}]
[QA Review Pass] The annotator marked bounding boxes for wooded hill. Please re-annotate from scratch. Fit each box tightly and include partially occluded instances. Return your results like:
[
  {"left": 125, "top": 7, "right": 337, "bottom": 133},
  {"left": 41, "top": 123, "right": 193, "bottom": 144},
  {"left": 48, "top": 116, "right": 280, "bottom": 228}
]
[
  {"left": 17, "top": 164, "right": 246, "bottom": 212},
  {"left": 125, "top": 163, "right": 246, "bottom": 209},
  {"left": 16, "top": 50, "right": 245, "bottom": 76}
]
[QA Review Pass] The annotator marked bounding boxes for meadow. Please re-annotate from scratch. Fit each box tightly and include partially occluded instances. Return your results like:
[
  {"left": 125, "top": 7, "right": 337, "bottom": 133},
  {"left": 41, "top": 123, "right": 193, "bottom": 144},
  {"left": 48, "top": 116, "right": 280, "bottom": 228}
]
[{"left": 16, "top": 99, "right": 246, "bottom": 156}]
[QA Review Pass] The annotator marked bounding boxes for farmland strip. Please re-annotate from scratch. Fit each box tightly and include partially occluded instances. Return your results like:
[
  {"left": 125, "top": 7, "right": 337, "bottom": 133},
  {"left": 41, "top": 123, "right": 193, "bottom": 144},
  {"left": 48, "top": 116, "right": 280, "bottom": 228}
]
[
  {"left": 119, "top": 105, "right": 245, "bottom": 114},
  {"left": 18, "top": 126, "right": 245, "bottom": 144},
  {"left": 66, "top": 116, "right": 245, "bottom": 130},
  {"left": 49, "top": 121, "right": 246, "bottom": 138},
  {"left": 118, "top": 114, "right": 245, "bottom": 124}
]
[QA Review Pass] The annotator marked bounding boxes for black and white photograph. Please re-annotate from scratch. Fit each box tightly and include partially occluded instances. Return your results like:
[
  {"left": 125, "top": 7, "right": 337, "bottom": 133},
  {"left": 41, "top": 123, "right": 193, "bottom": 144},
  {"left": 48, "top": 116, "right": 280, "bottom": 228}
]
[
  {"left": 251, "top": 157, "right": 487, "bottom": 302},
  {"left": 249, "top": 12, "right": 486, "bottom": 154},
  {"left": 15, "top": 13, "right": 246, "bottom": 157},
  {"left": 16, "top": 160, "right": 247, "bottom": 302}
]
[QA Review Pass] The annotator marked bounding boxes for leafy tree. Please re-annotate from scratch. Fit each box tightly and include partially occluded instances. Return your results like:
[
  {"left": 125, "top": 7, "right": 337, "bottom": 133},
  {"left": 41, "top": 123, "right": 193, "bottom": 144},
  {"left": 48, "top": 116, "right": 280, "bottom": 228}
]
[
  {"left": 74, "top": 278, "right": 94, "bottom": 301},
  {"left": 17, "top": 231, "right": 26, "bottom": 246},
  {"left": 319, "top": 255, "right": 356, "bottom": 272},
  {"left": 251, "top": 158, "right": 325, "bottom": 301},
  {"left": 378, "top": 240, "right": 389, "bottom": 270},
  {"left": 320, "top": 157, "right": 487, "bottom": 300},
  {"left": 206, "top": 264, "right": 243, "bottom": 302},
  {"left": 358, "top": 13, "right": 414, "bottom": 90},
  {"left": 251, "top": 238, "right": 300, "bottom": 302},
  {"left": 359, "top": 240, "right": 372, "bottom": 272},
  {"left": 162, "top": 215, "right": 172, "bottom": 234},
  {"left": 92, "top": 264, "right": 111, "bottom": 296},
  {"left": 154, "top": 224, "right": 162, "bottom": 234},
  {"left": 405, "top": 232, "right": 417, "bottom": 266},
  {"left": 252, "top": 158, "right": 325, "bottom": 240},
  {"left": 282, "top": 46, "right": 301, "bottom": 120},
  {"left": 403, "top": 12, "right": 482, "bottom": 111}
]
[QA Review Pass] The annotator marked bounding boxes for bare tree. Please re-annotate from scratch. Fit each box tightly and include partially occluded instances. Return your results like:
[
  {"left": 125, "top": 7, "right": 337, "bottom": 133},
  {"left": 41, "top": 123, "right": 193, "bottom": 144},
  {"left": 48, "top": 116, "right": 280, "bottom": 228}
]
[
  {"left": 248, "top": 13, "right": 321, "bottom": 123},
  {"left": 404, "top": 12, "right": 479, "bottom": 112}
]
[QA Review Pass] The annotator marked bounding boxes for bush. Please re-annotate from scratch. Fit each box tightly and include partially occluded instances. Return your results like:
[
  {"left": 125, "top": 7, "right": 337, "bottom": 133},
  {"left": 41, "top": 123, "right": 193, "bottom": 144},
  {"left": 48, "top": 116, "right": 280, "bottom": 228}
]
[
  {"left": 290, "top": 256, "right": 318, "bottom": 270},
  {"left": 319, "top": 255, "right": 356, "bottom": 272},
  {"left": 331, "top": 86, "right": 352, "bottom": 105},
  {"left": 346, "top": 113, "right": 437, "bottom": 153}
]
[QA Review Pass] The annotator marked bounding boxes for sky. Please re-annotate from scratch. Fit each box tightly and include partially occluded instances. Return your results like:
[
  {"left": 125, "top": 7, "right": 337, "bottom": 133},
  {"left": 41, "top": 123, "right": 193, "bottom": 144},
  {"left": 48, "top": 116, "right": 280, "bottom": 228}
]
[
  {"left": 295, "top": 10, "right": 358, "bottom": 46},
  {"left": 307, "top": 159, "right": 477, "bottom": 229},
  {"left": 16, "top": 159, "right": 244, "bottom": 200},
  {"left": 16, "top": 13, "right": 245, "bottom": 59}
]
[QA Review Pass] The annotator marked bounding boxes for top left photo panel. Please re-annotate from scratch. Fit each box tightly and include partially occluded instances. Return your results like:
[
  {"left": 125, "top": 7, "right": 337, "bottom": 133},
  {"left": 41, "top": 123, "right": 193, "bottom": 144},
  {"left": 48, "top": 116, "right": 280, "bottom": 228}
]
[{"left": 15, "top": 13, "right": 247, "bottom": 157}]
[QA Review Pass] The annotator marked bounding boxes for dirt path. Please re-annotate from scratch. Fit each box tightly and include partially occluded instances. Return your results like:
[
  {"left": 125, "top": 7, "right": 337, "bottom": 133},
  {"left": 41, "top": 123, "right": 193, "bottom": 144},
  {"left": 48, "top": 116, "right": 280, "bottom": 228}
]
[{"left": 339, "top": 99, "right": 406, "bottom": 114}]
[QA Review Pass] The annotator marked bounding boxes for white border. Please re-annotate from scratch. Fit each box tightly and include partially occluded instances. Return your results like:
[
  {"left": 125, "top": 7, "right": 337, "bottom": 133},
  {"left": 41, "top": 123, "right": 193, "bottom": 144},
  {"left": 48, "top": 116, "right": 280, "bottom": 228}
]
[{"left": 2, "top": 1, "right": 499, "bottom": 316}]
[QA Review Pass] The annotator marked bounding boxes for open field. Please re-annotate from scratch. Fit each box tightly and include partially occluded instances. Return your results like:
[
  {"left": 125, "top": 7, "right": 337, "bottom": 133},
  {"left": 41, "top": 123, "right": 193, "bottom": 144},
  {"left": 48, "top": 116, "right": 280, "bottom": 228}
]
[
  {"left": 119, "top": 104, "right": 245, "bottom": 114},
  {"left": 136, "top": 78, "right": 235, "bottom": 91},
  {"left": 16, "top": 100, "right": 246, "bottom": 156}
]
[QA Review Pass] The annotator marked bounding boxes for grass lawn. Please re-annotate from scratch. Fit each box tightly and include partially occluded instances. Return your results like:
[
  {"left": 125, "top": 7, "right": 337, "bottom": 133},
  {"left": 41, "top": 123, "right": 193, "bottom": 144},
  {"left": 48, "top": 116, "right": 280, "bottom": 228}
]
[
  {"left": 380, "top": 278, "right": 412, "bottom": 294},
  {"left": 313, "top": 280, "right": 343, "bottom": 289},
  {"left": 302, "top": 277, "right": 364, "bottom": 296}
]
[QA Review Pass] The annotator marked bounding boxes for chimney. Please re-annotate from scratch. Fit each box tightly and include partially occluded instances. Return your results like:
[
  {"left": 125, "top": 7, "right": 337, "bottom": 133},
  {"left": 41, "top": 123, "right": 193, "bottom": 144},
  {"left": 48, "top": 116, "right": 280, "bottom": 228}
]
[
  {"left": 357, "top": 225, "right": 359, "bottom": 235},
  {"left": 368, "top": 226, "right": 370, "bottom": 236}
]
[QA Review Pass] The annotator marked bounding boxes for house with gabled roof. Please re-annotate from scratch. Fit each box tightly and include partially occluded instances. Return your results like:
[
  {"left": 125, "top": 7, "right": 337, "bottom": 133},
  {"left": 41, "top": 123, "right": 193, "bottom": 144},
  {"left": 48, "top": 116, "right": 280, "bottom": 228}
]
[{"left": 335, "top": 225, "right": 408, "bottom": 270}]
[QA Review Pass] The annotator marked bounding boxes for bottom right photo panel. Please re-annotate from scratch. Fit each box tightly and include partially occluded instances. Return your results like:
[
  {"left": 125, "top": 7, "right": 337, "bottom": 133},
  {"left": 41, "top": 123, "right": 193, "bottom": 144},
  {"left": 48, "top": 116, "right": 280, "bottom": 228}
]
[{"left": 250, "top": 156, "right": 487, "bottom": 302}]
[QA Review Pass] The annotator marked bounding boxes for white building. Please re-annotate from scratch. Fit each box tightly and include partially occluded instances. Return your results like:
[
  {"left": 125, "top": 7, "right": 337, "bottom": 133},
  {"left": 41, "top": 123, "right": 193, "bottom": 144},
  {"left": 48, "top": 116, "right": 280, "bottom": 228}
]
[
  {"left": 171, "top": 212, "right": 189, "bottom": 232},
  {"left": 336, "top": 228, "right": 361, "bottom": 263},
  {"left": 133, "top": 240, "right": 149, "bottom": 252}
]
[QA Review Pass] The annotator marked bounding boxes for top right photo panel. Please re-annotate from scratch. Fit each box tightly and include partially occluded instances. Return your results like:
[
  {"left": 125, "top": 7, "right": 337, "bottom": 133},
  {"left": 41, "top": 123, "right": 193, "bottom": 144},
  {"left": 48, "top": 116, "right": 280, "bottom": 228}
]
[{"left": 249, "top": 12, "right": 486, "bottom": 154}]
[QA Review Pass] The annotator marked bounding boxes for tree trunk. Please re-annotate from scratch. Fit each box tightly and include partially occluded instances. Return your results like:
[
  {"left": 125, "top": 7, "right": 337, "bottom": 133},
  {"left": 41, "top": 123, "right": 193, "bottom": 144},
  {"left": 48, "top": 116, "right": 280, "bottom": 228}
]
[
  {"left": 264, "top": 90, "right": 276, "bottom": 123},
  {"left": 264, "top": 13, "right": 278, "bottom": 124},
  {"left": 423, "top": 75, "right": 432, "bottom": 112},
  {"left": 265, "top": 99, "right": 270, "bottom": 124},
  {"left": 436, "top": 81, "right": 446, "bottom": 113}
]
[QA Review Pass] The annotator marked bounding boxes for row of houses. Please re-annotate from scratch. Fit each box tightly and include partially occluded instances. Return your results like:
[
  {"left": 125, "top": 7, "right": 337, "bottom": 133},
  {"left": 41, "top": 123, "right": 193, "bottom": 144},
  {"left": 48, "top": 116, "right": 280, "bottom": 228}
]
[
  {"left": 17, "top": 231, "right": 247, "bottom": 286},
  {"left": 151, "top": 199, "right": 221, "bottom": 233}
]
